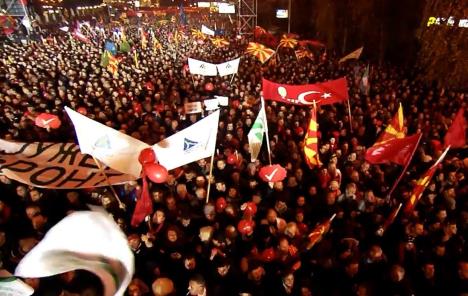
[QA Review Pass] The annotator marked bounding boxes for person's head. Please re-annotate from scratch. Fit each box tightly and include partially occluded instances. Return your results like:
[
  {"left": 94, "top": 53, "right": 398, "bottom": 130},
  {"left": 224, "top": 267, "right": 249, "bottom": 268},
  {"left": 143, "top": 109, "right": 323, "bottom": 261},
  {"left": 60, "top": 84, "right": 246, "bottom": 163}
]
[
  {"left": 167, "top": 228, "right": 178, "bottom": 243},
  {"left": 216, "top": 258, "right": 231, "bottom": 277},
  {"left": 345, "top": 260, "right": 359, "bottom": 277},
  {"left": 278, "top": 236, "right": 290, "bottom": 253},
  {"left": 282, "top": 272, "right": 294, "bottom": 289},
  {"left": 422, "top": 262, "right": 435, "bottom": 279},
  {"left": 458, "top": 261, "right": 468, "bottom": 280},
  {"left": 128, "top": 234, "right": 141, "bottom": 251},
  {"left": 153, "top": 209, "right": 166, "bottom": 225},
  {"left": 390, "top": 264, "right": 405, "bottom": 282},
  {"left": 152, "top": 277, "right": 174, "bottom": 296},
  {"left": 266, "top": 209, "right": 277, "bottom": 224},
  {"left": 184, "top": 255, "right": 197, "bottom": 270},
  {"left": 188, "top": 274, "right": 206, "bottom": 296},
  {"left": 16, "top": 185, "right": 28, "bottom": 198}
]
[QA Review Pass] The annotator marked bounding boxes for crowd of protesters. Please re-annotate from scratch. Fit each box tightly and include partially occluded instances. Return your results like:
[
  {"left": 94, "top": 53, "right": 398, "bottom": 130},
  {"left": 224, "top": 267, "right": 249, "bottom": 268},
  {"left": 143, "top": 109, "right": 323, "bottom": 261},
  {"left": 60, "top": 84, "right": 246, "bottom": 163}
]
[{"left": 0, "top": 13, "right": 466, "bottom": 296}]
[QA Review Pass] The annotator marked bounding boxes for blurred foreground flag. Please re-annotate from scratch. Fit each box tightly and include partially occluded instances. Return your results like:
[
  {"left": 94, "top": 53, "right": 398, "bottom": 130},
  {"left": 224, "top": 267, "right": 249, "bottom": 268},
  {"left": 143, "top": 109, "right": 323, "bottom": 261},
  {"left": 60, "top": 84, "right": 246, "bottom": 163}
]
[
  {"left": 0, "top": 270, "right": 34, "bottom": 296},
  {"left": 444, "top": 108, "right": 466, "bottom": 148},
  {"left": 365, "top": 133, "right": 421, "bottom": 166},
  {"left": 153, "top": 110, "right": 220, "bottom": 170},
  {"left": 65, "top": 107, "right": 150, "bottom": 178},
  {"left": 15, "top": 211, "right": 134, "bottom": 296},
  {"left": 339, "top": 46, "right": 363, "bottom": 63}
]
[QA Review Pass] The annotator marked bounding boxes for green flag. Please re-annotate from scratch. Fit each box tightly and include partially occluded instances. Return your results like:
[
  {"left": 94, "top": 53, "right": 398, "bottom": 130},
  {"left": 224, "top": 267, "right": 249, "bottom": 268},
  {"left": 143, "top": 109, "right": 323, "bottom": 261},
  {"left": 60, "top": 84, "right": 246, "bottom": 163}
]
[
  {"left": 100, "top": 50, "right": 110, "bottom": 67},
  {"left": 248, "top": 105, "right": 267, "bottom": 162},
  {"left": 119, "top": 39, "right": 131, "bottom": 53}
]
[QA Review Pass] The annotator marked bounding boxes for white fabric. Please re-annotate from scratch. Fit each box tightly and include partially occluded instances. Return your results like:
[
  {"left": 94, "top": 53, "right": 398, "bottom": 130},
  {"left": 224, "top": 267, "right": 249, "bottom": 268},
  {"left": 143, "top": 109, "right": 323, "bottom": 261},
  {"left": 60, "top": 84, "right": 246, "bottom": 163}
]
[
  {"left": 65, "top": 107, "right": 150, "bottom": 177},
  {"left": 188, "top": 58, "right": 218, "bottom": 76},
  {"left": 201, "top": 25, "right": 215, "bottom": 36},
  {"left": 153, "top": 110, "right": 220, "bottom": 170},
  {"left": 0, "top": 270, "right": 34, "bottom": 296},
  {"left": 15, "top": 211, "right": 134, "bottom": 296},
  {"left": 216, "top": 57, "right": 240, "bottom": 76}
]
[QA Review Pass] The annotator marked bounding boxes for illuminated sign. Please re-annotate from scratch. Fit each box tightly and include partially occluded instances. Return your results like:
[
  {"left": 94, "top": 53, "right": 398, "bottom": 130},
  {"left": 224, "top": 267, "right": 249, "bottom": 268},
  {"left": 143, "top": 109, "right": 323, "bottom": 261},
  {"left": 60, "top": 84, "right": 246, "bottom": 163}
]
[
  {"left": 427, "top": 16, "right": 468, "bottom": 28},
  {"left": 276, "top": 9, "right": 288, "bottom": 19},
  {"left": 198, "top": 2, "right": 210, "bottom": 7}
]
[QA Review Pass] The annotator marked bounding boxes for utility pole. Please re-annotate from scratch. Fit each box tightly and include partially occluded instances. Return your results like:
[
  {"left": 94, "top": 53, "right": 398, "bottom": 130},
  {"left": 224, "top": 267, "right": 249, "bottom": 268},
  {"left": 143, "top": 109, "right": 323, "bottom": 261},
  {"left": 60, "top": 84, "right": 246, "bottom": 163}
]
[{"left": 287, "top": 0, "right": 291, "bottom": 33}]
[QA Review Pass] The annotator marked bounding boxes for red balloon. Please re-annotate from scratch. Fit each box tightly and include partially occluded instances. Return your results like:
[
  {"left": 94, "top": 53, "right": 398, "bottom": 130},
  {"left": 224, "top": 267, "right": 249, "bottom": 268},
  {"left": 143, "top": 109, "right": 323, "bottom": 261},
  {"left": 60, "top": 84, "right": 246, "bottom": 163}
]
[
  {"left": 138, "top": 148, "right": 156, "bottom": 165},
  {"left": 144, "top": 163, "right": 168, "bottom": 183},
  {"left": 77, "top": 107, "right": 87, "bottom": 115},
  {"left": 133, "top": 102, "right": 142, "bottom": 113},
  {"left": 261, "top": 248, "right": 276, "bottom": 262},
  {"left": 237, "top": 219, "right": 254, "bottom": 235},
  {"left": 242, "top": 202, "right": 257, "bottom": 216},
  {"left": 205, "top": 82, "right": 214, "bottom": 92},
  {"left": 227, "top": 154, "right": 237, "bottom": 165},
  {"left": 35, "top": 113, "right": 61, "bottom": 129},
  {"left": 216, "top": 197, "right": 227, "bottom": 212}
]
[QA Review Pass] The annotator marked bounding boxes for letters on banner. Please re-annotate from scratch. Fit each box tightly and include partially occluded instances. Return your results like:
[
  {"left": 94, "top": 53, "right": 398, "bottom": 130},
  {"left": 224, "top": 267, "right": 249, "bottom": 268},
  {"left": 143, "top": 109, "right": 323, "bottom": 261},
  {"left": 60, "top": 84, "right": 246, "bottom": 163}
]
[{"left": 0, "top": 140, "right": 136, "bottom": 189}]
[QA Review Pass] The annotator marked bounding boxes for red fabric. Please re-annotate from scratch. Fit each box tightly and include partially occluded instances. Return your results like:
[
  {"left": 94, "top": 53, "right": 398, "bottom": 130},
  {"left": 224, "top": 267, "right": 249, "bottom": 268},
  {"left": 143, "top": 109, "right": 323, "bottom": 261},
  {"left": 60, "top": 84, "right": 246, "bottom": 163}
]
[
  {"left": 131, "top": 173, "right": 153, "bottom": 227},
  {"left": 444, "top": 108, "right": 466, "bottom": 148},
  {"left": 365, "top": 133, "right": 421, "bottom": 166},
  {"left": 262, "top": 77, "right": 349, "bottom": 106}
]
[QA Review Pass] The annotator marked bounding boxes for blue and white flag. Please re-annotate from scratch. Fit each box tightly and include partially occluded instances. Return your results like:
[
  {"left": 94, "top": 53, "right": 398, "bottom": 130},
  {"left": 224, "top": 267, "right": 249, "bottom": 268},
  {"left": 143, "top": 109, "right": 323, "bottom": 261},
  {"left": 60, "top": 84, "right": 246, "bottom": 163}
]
[{"left": 153, "top": 110, "right": 220, "bottom": 170}]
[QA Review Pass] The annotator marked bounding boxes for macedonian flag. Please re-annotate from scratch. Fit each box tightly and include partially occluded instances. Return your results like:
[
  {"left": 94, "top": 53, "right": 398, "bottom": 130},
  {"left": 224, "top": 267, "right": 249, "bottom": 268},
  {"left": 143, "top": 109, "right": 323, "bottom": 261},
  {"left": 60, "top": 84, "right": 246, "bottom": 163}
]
[
  {"left": 404, "top": 147, "right": 449, "bottom": 214},
  {"left": 246, "top": 42, "right": 275, "bottom": 64},
  {"left": 377, "top": 102, "right": 405, "bottom": 144},
  {"left": 107, "top": 52, "right": 119, "bottom": 77},
  {"left": 304, "top": 106, "right": 321, "bottom": 168},
  {"left": 211, "top": 37, "right": 230, "bottom": 48},
  {"left": 279, "top": 34, "right": 298, "bottom": 49}
]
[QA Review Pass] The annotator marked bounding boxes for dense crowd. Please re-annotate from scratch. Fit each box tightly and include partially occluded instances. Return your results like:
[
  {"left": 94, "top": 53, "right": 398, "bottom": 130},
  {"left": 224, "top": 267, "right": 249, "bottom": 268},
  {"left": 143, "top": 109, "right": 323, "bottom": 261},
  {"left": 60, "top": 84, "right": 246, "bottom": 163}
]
[{"left": 0, "top": 15, "right": 466, "bottom": 296}]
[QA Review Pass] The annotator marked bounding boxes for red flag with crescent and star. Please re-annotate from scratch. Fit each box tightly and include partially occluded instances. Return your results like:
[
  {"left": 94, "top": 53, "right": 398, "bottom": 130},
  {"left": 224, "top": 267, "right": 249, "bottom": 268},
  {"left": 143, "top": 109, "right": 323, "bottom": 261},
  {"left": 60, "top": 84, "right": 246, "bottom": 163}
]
[
  {"left": 365, "top": 133, "right": 421, "bottom": 166},
  {"left": 262, "top": 78, "right": 348, "bottom": 106}
]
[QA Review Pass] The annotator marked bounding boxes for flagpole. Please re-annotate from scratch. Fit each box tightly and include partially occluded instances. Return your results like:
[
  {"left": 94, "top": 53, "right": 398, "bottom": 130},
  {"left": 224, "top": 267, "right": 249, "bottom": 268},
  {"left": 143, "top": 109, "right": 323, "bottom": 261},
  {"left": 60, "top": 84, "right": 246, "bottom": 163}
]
[
  {"left": 261, "top": 96, "right": 273, "bottom": 165},
  {"left": 386, "top": 133, "right": 423, "bottom": 200},
  {"left": 205, "top": 144, "right": 216, "bottom": 204},
  {"left": 347, "top": 99, "right": 353, "bottom": 133},
  {"left": 229, "top": 73, "right": 236, "bottom": 85},
  {"left": 92, "top": 156, "right": 126, "bottom": 210}
]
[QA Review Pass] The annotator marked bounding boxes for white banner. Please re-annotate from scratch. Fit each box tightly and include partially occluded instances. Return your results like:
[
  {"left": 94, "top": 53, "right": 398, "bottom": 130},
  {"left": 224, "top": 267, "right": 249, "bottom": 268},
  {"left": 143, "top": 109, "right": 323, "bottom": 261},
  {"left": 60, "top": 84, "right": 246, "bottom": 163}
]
[
  {"left": 153, "top": 110, "right": 220, "bottom": 170},
  {"left": 201, "top": 25, "right": 215, "bottom": 36},
  {"left": 184, "top": 102, "right": 203, "bottom": 114},
  {"left": 66, "top": 107, "right": 150, "bottom": 178},
  {"left": 217, "top": 57, "right": 240, "bottom": 76},
  {"left": 0, "top": 270, "right": 34, "bottom": 296},
  {"left": 188, "top": 58, "right": 218, "bottom": 76}
]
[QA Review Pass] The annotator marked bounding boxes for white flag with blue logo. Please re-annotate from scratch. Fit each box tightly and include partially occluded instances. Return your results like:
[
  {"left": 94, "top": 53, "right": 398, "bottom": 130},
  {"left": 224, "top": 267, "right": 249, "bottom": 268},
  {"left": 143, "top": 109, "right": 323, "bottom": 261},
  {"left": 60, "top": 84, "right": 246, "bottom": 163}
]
[
  {"left": 153, "top": 110, "right": 220, "bottom": 170},
  {"left": 65, "top": 107, "right": 150, "bottom": 178},
  {"left": 188, "top": 58, "right": 218, "bottom": 76},
  {"left": 217, "top": 57, "right": 240, "bottom": 76}
]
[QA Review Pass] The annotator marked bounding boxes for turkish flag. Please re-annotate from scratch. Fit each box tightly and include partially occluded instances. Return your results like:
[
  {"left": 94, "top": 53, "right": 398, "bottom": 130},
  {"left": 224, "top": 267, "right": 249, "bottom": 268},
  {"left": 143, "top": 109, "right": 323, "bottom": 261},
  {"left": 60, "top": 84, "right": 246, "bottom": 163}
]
[
  {"left": 444, "top": 108, "right": 466, "bottom": 148},
  {"left": 365, "top": 133, "right": 421, "bottom": 166},
  {"left": 262, "top": 77, "right": 349, "bottom": 106}
]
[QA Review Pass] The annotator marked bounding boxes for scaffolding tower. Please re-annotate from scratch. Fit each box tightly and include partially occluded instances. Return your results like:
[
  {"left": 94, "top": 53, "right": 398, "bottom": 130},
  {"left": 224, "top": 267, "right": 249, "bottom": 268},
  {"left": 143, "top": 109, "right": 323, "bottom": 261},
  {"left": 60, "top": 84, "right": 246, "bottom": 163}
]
[{"left": 237, "top": 0, "right": 257, "bottom": 39}]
